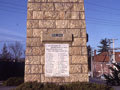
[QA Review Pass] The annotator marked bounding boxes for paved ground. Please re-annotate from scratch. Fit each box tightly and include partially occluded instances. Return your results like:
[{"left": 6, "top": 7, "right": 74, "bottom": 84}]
[
  {"left": 0, "top": 81, "right": 16, "bottom": 90},
  {"left": 0, "top": 86, "right": 16, "bottom": 90},
  {"left": 89, "top": 77, "right": 106, "bottom": 84},
  {"left": 113, "top": 86, "right": 120, "bottom": 90},
  {"left": 90, "top": 77, "right": 120, "bottom": 90}
]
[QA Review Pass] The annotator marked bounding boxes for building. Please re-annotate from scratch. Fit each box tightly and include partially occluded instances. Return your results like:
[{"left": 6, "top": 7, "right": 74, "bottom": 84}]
[{"left": 93, "top": 51, "right": 120, "bottom": 78}]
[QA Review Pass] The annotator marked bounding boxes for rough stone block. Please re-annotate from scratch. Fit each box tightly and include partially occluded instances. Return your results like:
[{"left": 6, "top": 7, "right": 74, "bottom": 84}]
[
  {"left": 26, "top": 47, "right": 32, "bottom": 56},
  {"left": 72, "top": 3, "right": 84, "bottom": 11},
  {"left": 27, "top": 20, "right": 39, "bottom": 29},
  {"left": 26, "top": 56, "right": 41, "bottom": 64},
  {"left": 41, "top": 3, "right": 54, "bottom": 11},
  {"left": 41, "top": 74, "right": 70, "bottom": 83},
  {"left": 72, "top": 38, "right": 86, "bottom": 46},
  {"left": 79, "top": 12, "right": 85, "bottom": 19},
  {"left": 25, "top": 65, "right": 31, "bottom": 74},
  {"left": 48, "top": 0, "right": 83, "bottom": 2},
  {"left": 27, "top": 3, "right": 41, "bottom": 10},
  {"left": 27, "top": 10, "right": 33, "bottom": 19},
  {"left": 48, "top": 0, "right": 69, "bottom": 2},
  {"left": 41, "top": 74, "right": 52, "bottom": 82},
  {"left": 69, "top": 56, "right": 72, "bottom": 64},
  {"left": 66, "top": 29, "right": 81, "bottom": 38},
  {"left": 69, "top": 74, "right": 89, "bottom": 82},
  {"left": 42, "top": 65, "right": 45, "bottom": 73},
  {"left": 78, "top": 0, "right": 84, "bottom": 2},
  {"left": 65, "top": 12, "right": 79, "bottom": 19},
  {"left": 69, "top": 20, "right": 86, "bottom": 28},
  {"left": 70, "top": 65, "right": 81, "bottom": 74},
  {"left": 72, "top": 55, "right": 87, "bottom": 64},
  {"left": 51, "top": 77, "right": 66, "bottom": 83},
  {"left": 35, "top": 0, "right": 47, "bottom": 2},
  {"left": 44, "top": 11, "right": 65, "bottom": 19},
  {"left": 25, "top": 74, "right": 41, "bottom": 82},
  {"left": 33, "top": 29, "right": 41, "bottom": 37},
  {"left": 82, "top": 64, "right": 88, "bottom": 73},
  {"left": 81, "top": 29, "right": 86, "bottom": 37},
  {"left": 41, "top": 55, "right": 45, "bottom": 64},
  {"left": 81, "top": 47, "right": 87, "bottom": 55},
  {"left": 70, "top": 47, "right": 81, "bottom": 55},
  {"left": 39, "top": 20, "right": 55, "bottom": 28},
  {"left": 28, "top": 0, "right": 34, "bottom": 2},
  {"left": 32, "top": 47, "right": 45, "bottom": 55},
  {"left": 55, "top": 3, "right": 73, "bottom": 11},
  {"left": 33, "top": 11, "right": 43, "bottom": 19},
  {"left": 31, "top": 65, "right": 43, "bottom": 73},
  {"left": 69, "top": 0, "right": 84, "bottom": 2},
  {"left": 56, "top": 20, "right": 69, "bottom": 28},
  {"left": 27, "top": 29, "right": 33, "bottom": 37},
  {"left": 33, "top": 29, "right": 47, "bottom": 37},
  {"left": 27, "top": 38, "right": 42, "bottom": 46}
]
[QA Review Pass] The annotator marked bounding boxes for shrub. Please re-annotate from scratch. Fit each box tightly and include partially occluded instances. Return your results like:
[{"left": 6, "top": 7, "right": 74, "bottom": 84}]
[
  {"left": 3, "top": 77, "right": 24, "bottom": 86},
  {"left": 14, "top": 82, "right": 114, "bottom": 90},
  {"left": 104, "top": 63, "right": 120, "bottom": 86},
  {"left": 0, "top": 61, "right": 24, "bottom": 81}
]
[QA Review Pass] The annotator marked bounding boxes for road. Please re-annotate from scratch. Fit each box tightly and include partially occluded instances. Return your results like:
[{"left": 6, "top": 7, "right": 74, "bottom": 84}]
[
  {"left": 0, "top": 86, "right": 16, "bottom": 90},
  {"left": 90, "top": 77, "right": 120, "bottom": 90},
  {"left": 89, "top": 77, "right": 106, "bottom": 84},
  {"left": 0, "top": 81, "right": 16, "bottom": 90}
]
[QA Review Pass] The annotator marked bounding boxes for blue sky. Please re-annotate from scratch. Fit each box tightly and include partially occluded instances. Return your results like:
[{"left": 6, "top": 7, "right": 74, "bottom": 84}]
[{"left": 0, "top": 0, "right": 120, "bottom": 51}]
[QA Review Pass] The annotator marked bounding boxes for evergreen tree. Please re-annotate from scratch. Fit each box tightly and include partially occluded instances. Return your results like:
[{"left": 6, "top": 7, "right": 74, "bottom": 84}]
[
  {"left": 0, "top": 43, "right": 11, "bottom": 61},
  {"left": 98, "top": 38, "right": 109, "bottom": 53},
  {"left": 87, "top": 45, "right": 92, "bottom": 71},
  {"left": 104, "top": 63, "right": 120, "bottom": 86}
]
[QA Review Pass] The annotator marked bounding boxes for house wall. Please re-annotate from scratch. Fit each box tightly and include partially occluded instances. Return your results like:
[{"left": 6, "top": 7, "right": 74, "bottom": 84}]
[{"left": 93, "top": 62, "right": 110, "bottom": 77}]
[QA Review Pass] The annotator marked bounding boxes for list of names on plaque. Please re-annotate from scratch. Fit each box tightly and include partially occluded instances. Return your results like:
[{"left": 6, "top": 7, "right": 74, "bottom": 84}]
[{"left": 45, "top": 44, "right": 69, "bottom": 77}]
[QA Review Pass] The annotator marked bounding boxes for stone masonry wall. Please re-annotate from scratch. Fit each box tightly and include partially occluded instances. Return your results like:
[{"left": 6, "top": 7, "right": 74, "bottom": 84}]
[{"left": 25, "top": 0, "right": 89, "bottom": 83}]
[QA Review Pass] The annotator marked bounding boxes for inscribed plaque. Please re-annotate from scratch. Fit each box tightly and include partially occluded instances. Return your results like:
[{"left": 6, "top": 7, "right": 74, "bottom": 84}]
[{"left": 45, "top": 44, "right": 69, "bottom": 77}]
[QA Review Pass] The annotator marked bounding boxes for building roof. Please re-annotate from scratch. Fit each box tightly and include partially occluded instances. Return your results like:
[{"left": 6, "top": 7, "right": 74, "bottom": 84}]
[{"left": 94, "top": 52, "right": 120, "bottom": 62}]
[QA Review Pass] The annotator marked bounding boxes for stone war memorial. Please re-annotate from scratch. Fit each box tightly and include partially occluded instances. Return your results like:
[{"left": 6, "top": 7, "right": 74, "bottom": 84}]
[{"left": 25, "top": 0, "right": 89, "bottom": 83}]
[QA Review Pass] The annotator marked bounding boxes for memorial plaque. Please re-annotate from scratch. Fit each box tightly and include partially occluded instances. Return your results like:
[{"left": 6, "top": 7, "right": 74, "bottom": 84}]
[{"left": 45, "top": 44, "right": 69, "bottom": 77}]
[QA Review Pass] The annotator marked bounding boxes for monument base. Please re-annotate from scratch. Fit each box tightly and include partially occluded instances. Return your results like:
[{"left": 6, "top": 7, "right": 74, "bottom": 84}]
[{"left": 25, "top": 0, "right": 89, "bottom": 83}]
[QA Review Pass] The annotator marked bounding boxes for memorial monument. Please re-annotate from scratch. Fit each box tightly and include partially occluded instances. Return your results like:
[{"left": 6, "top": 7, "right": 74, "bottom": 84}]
[{"left": 25, "top": 0, "right": 89, "bottom": 83}]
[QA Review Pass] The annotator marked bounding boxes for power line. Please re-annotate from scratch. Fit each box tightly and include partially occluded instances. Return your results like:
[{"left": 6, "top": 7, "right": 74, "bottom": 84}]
[
  {"left": 86, "top": 20, "right": 120, "bottom": 25},
  {"left": 85, "top": 8, "right": 120, "bottom": 16},
  {"left": 0, "top": 41, "right": 26, "bottom": 42},
  {"left": 86, "top": 19, "right": 120, "bottom": 24},
  {"left": 86, "top": 16, "right": 120, "bottom": 23},
  {"left": 0, "top": 1, "right": 27, "bottom": 14},
  {"left": 86, "top": 21, "right": 120, "bottom": 26},
  {"left": 0, "top": 1, "right": 26, "bottom": 8},
  {"left": 0, "top": 8, "right": 26, "bottom": 15},
  {"left": 85, "top": 1, "right": 120, "bottom": 11},
  {"left": 0, "top": 3, "right": 27, "bottom": 11}
]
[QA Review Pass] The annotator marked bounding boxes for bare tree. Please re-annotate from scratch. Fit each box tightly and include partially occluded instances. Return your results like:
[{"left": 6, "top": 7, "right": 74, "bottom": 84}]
[
  {"left": 0, "top": 43, "right": 11, "bottom": 61},
  {"left": 9, "top": 42, "right": 23, "bottom": 62}
]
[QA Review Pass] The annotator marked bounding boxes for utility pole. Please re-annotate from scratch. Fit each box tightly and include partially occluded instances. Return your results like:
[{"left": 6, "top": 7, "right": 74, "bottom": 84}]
[
  {"left": 108, "top": 39, "right": 118, "bottom": 65},
  {"left": 112, "top": 39, "right": 116, "bottom": 63},
  {"left": 91, "top": 48, "right": 93, "bottom": 77}
]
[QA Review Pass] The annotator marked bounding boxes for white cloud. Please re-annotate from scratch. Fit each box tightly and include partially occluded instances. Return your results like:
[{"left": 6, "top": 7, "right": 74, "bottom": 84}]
[{"left": 0, "top": 28, "right": 26, "bottom": 41}]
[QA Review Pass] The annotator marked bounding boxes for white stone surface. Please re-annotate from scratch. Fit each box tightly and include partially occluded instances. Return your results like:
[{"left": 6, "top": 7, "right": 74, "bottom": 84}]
[{"left": 45, "top": 44, "right": 69, "bottom": 77}]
